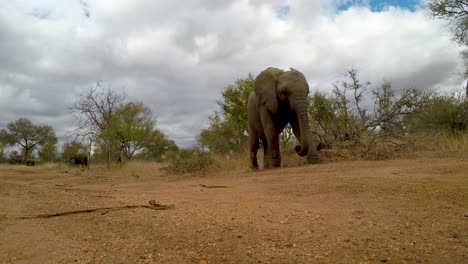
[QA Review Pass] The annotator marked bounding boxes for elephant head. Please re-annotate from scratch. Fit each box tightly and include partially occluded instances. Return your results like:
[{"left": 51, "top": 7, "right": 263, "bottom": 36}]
[{"left": 255, "top": 67, "right": 312, "bottom": 157}]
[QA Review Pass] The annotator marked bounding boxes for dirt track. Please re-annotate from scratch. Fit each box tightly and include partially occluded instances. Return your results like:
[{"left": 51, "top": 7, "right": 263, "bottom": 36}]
[{"left": 1, "top": 159, "right": 467, "bottom": 263}]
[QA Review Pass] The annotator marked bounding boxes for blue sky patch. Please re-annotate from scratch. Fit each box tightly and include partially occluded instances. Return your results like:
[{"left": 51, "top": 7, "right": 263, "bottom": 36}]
[
  {"left": 28, "top": 8, "right": 51, "bottom": 19},
  {"left": 337, "top": 0, "right": 422, "bottom": 12},
  {"left": 80, "top": 0, "right": 90, "bottom": 17},
  {"left": 276, "top": 5, "right": 290, "bottom": 19}
]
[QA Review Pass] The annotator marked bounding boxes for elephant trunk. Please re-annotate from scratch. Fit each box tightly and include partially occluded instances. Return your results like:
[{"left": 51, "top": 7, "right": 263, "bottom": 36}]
[{"left": 293, "top": 96, "right": 311, "bottom": 157}]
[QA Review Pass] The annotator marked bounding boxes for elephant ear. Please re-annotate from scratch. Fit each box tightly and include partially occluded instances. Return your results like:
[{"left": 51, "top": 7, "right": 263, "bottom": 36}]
[
  {"left": 255, "top": 67, "right": 283, "bottom": 113},
  {"left": 277, "top": 68, "right": 309, "bottom": 94}
]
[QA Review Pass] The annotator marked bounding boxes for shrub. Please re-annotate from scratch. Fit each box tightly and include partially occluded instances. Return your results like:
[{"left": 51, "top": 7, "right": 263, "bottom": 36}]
[{"left": 161, "top": 149, "right": 214, "bottom": 175}]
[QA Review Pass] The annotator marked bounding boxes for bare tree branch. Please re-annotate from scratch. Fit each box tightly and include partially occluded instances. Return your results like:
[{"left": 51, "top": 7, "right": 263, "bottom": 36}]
[{"left": 70, "top": 82, "right": 126, "bottom": 167}]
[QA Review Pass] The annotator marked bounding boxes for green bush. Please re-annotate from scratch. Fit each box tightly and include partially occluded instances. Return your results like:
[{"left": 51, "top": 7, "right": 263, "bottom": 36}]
[
  {"left": 407, "top": 95, "right": 467, "bottom": 134},
  {"left": 161, "top": 149, "right": 214, "bottom": 174}
]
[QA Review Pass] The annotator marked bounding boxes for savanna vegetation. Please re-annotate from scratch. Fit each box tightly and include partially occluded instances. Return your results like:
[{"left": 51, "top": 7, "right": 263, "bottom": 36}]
[
  {"left": 0, "top": 83, "right": 177, "bottom": 168},
  {"left": 0, "top": 69, "right": 466, "bottom": 174},
  {"left": 195, "top": 69, "right": 467, "bottom": 173},
  {"left": 0, "top": 1, "right": 467, "bottom": 174},
  {"left": 2, "top": 3, "right": 468, "bottom": 264}
]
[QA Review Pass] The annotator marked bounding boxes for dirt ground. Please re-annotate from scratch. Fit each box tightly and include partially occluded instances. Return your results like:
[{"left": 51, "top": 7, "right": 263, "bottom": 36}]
[{"left": 0, "top": 158, "right": 467, "bottom": 264}]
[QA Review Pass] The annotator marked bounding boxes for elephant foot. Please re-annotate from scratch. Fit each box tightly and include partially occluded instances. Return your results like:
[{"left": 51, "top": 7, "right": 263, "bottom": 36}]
[
  {"left": 251, "top": 156, "right": 259, "bottom": 170},
  {"left": 263, "top": 161, "right": 281, "bottom": 169},
  {"left": 271, "top": 158, "right": 281, "bottom": 168},
  {"left": 306, "top": 150, "right": 321, "bottom": 164}
]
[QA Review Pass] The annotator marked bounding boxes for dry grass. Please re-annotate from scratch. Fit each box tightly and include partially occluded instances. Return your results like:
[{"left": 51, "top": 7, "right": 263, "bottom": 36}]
[
  {"left": 209, "top": 153, "right": 251, "bottom": 174},
  {"left": 312, "top": 132, "right": 468, "bottom": 161},
  {"left": 409, "top": 132, "right": 468, "bottom": 159},
  {"left": 0, "top": 160, "right": 165, "bottom": 181},
  {"left": 2, "top": 133, "right": 465, "bottom": 176},
  {"left": 436, "top": 132, "right": 468, "bottom": 154},
  {"left": 0, "top": 162, "right": 64, "bottom": 173},
  {"left": 68, "top": 160, "right": 166, "bottom": 180},
  {"left": 208, "top": 150, "right": 314, "bottom": 172}
]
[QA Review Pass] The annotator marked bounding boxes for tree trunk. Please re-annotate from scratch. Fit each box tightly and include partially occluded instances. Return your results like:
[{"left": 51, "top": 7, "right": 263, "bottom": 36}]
[{"left": 105, "top": 140, "right": 110, "bottom": 168}]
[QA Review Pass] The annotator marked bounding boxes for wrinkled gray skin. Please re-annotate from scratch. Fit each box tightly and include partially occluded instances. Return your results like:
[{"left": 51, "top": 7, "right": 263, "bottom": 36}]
[{"left": 248, "top": 67, "right": 320, "bottom": 169}]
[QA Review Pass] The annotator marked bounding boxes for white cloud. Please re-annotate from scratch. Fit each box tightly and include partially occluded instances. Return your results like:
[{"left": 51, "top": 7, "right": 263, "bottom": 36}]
[{"left": 0, "top": 0, "right": 463, "bottom": 148}]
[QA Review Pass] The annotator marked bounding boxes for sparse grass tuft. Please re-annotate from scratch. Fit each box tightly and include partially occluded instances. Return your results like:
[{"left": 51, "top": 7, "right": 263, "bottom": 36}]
[{"left": 90, "top": 160, "right": 164, "bottom": 178}]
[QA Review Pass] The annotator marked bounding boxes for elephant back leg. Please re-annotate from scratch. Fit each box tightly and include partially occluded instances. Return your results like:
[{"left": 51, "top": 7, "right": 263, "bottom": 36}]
[{"left": 260, "top": 136, "right": 268, "bottom": 168}]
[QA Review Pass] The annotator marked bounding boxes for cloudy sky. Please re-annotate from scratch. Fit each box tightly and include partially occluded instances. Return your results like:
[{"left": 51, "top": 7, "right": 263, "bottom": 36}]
[{"left": 0, "top": 0, "right": 464, "bottom": 148}]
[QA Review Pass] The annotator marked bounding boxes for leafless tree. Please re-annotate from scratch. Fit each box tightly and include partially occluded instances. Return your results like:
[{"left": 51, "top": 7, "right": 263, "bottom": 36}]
[{"left": 70, "top": 81, "right": 126, "bottom": 167}]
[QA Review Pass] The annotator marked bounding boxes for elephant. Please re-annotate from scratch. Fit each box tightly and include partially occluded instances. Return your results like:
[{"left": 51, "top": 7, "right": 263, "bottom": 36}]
[
  {"left": 248, "top": 67, "right": 320, "bottom": 169},
  {"left": 69, "top": 154, "right": 88, "bottom": 168},
  {"left": 8, "top": 156, "right": 32, "bottom": 165},
  {"left": 9, "top": 156, "right": 25, "bottom": 165}
]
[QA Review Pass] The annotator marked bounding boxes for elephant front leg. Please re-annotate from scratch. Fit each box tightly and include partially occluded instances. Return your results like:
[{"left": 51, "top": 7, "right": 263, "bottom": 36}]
[
  {"left": 259, "top": 110, "right": 281, "bottom": 169},
  {"left": 270, "top": 145, "right": 281, "bottom": 167},
  {"left": 249, "top": 136, "right": 259, "bottom": 169},
  {"left": 306, "top": 149, "right": 320, "bottom": 164},
  {"left": 264, "top": 132, "right": 281, "bottom": 168},
  {"left": 304, "top": 137, "right": 320, "bottom": 164}
]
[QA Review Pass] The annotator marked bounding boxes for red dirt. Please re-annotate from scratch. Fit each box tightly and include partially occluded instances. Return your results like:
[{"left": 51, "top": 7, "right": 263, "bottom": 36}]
[{"left": 1, "top": 158, "right": 467, "bottom": 263}]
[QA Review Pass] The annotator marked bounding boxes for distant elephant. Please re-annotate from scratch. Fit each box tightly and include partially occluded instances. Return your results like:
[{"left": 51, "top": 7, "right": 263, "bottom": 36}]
[
  {"left": 8, "top": 156, "right": 27, "bottom": 165},
  {"left": 69, "top": 154, "right": 88, "bottom": 168},
  {"left": 25, "top": 160, "right": 35, "bottom": 166},
  {"left": 248, "top": 67, "right": 320, "bottom": 169},
  {"left": 12, "top": 156, "right": 25, "bottom": 164}
]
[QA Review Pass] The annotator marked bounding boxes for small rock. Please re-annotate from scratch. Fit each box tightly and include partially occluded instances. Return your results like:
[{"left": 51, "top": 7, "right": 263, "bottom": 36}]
[
  {"left": 464, "top": 212, "right": 468, "bottom": 217},
  {"left": 380, "top": 258, "right": 388, "bottom": 262}
]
